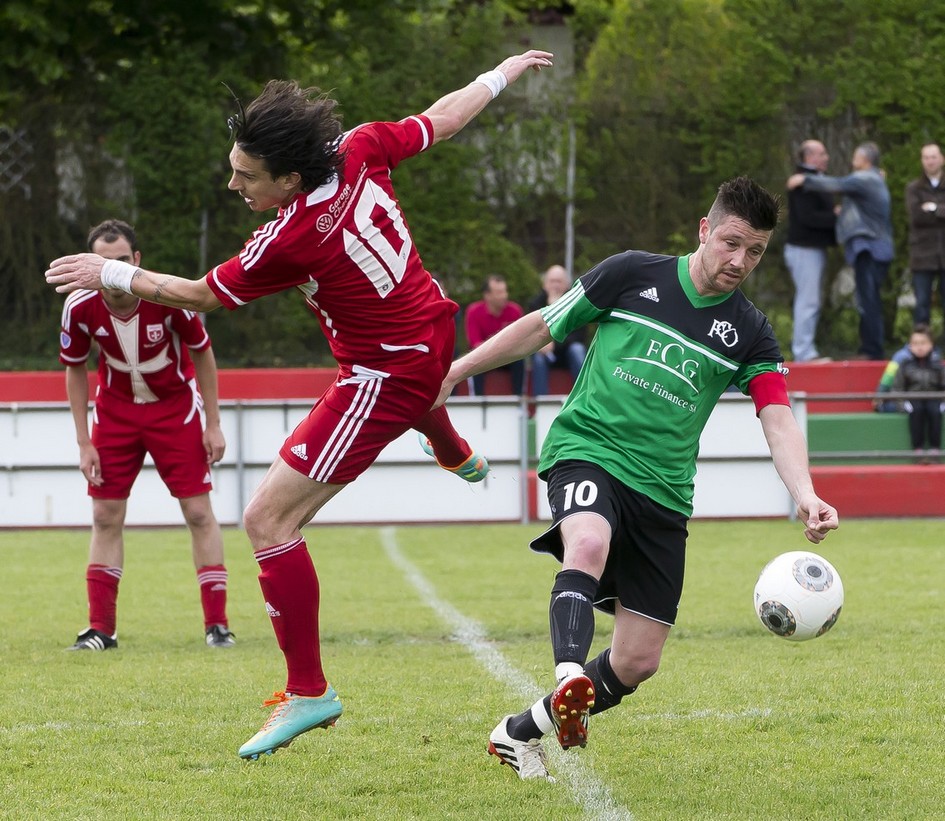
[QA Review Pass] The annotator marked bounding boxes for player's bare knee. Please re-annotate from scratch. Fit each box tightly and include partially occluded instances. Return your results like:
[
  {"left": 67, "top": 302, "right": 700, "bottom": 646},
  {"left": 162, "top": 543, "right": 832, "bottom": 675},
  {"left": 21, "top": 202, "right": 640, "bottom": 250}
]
[
  {"left": 183, "top": 507, "right": 215, "bottom": 531},
  {"left": 91, "top": 501, "right": 124, "bottom": 533},
  {"left": 241, "top": 505, "right": 263, "bottom": 543},
  {"left": 563, "top": 531, "right": 609, "bottom": 571},
  {"left": 242, "top": 499, "right": 277, "bottom": 547},
  {"left": 179, "top": 495, "right": 218, "bottom": 531},
  {"left": 610, "top": 649, "right": 661, "bottom": 686}
]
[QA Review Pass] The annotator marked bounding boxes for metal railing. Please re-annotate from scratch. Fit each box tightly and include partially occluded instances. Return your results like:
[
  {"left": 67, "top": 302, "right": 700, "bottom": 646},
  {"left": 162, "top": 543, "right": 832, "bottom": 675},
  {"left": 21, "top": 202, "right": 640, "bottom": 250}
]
[{"left": 799, "top": 390, "right": 945, "bottom": 462}]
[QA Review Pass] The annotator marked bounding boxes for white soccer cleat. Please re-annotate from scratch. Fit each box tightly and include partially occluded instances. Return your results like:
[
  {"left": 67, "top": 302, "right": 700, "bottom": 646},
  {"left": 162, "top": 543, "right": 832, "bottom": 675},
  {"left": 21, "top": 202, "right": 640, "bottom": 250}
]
[{"left": 488, "top": 715, "right": 555, "bottom": 782}]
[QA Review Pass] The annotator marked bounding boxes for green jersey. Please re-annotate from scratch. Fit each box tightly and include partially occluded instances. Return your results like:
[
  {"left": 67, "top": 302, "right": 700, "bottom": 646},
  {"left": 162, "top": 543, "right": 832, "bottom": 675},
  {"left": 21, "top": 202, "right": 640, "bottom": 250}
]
[{"left": 538, "top": 251, "right": 784, "bottom": 516}]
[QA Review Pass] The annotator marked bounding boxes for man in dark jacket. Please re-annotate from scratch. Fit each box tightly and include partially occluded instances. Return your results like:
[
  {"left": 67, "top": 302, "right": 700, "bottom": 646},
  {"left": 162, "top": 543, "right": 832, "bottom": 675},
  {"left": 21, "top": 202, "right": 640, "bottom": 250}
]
[
  {"left": 905, "top": 143, "right": 945, "bottom": 325},
  {"left": 784, "top": 140, "right": 836, "bottom": 362}
]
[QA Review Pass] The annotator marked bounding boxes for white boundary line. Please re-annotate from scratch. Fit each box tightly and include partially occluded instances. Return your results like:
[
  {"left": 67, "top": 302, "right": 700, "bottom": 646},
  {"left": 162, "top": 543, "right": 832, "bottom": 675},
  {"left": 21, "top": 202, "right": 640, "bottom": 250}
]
[{"left": 381, "top": 527, "right": 634, "bottom": 821}]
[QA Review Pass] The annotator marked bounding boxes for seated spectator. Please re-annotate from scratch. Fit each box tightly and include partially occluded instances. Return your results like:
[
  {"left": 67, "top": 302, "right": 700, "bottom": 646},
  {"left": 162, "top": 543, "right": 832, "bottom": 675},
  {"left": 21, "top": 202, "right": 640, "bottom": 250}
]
[
  {"left": 528, "top": 265, "right": 588, "bottom": 395},
  {"left": 875, "top": 326, "right": 941, "bottom": 412},
  {"left": 464, "top": 274, "right": 525, "bottom": 395},
  {"left": 882, "top": 325, "right": 945, "bottom": 462}
]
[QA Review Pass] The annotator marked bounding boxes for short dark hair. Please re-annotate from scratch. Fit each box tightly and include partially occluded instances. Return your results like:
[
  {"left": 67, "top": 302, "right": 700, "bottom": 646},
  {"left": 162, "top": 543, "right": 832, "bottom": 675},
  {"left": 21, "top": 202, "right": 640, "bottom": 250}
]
[
  {"left": 231, "top": 80, "right": 344, "bottom": 192},
  {"left": 87, "top": 219, "right": 137, "bottom": 253},
  {"left": 912, "top": 323, "right": 933, "bottom": 341},
  {"left": 482, "top": 274, "right": 506, "bottom": 294},
  {"left": 707, "top": 177, "right": 781, "bottom": 232}
]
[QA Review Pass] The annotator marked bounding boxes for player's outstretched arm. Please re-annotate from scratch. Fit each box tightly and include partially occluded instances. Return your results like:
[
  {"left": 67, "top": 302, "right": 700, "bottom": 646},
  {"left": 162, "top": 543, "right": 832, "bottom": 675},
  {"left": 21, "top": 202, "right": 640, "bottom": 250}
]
[
  {"left": 45, "top": 253, "right": 222, "bottom": 313},
  {"left": 423, "top": 49, "right": 553, "bottom": 144},
  {"left": 433, "top": 310, "right": 552, "bottom": 408},
  {"left": 759, "top": 403, "right": 839, "bottom": 543}
]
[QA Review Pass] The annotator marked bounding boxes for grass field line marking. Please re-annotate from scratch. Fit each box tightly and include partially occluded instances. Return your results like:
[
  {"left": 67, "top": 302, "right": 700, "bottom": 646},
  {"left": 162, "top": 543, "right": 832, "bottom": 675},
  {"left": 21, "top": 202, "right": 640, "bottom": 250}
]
[
  {"left": 0, "top": 719, "right": 150, "bottom": 734},
  {"left": 635, "top": 708, "right": 772, "bottom": 722},
  {"left": 381, "top": 527, "right": 634, "bottom": 821}
]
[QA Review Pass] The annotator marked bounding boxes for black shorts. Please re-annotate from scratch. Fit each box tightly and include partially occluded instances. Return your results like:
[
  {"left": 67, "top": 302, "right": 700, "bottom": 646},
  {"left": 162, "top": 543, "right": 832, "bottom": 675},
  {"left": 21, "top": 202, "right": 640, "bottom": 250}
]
[{"left": 530, "top": 460, "right": 689, "bottom": 624}]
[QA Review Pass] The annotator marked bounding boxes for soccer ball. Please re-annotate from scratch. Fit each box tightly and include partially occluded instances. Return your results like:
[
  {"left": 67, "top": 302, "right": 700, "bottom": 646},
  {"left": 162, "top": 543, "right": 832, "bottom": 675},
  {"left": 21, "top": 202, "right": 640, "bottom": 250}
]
[{"left": 753, "top": 551, "right": 843, "bottom": 641}]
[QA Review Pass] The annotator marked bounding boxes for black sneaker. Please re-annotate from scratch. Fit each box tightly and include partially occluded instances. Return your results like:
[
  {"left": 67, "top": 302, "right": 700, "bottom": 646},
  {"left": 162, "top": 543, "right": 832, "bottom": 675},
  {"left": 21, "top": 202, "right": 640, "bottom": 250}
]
[
  {"left": 67, "top": 628, "right": 118, "bottom": 651},
  {"left": 205, "top": 624, "right": 236, "bottom": 648}
]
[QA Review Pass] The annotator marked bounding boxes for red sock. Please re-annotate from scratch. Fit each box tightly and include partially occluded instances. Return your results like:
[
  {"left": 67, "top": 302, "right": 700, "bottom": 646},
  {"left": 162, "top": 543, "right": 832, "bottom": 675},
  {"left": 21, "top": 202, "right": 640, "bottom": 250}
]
[
  {"left": 87, "top": 564, "right": 122, "bottom": 636},
  {"left": 255, "top": 538, "right": 326, "bottom": 697},
  {"left": 197, "top": 565, "right": 228, "bottom": 629},
  {"left": 414, "top": 404, "right": 472, "bottom": 467}
]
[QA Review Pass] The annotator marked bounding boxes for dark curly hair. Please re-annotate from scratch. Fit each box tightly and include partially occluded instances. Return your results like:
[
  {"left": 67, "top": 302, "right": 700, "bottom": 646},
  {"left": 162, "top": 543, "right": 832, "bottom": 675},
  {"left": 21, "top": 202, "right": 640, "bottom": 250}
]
[
  {"left": 708, "top": 176, "right": 781, "bottom": 232},
  {"left": 229, "top": 80, "right": 345, "bottom": 192}
]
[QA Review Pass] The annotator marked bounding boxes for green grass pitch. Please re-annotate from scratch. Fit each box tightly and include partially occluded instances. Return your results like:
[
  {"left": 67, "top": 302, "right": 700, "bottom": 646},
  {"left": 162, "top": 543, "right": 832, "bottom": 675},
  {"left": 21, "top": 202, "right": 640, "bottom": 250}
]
[{"left": 1, "top": 519, "right": 943, "bottom": 820}]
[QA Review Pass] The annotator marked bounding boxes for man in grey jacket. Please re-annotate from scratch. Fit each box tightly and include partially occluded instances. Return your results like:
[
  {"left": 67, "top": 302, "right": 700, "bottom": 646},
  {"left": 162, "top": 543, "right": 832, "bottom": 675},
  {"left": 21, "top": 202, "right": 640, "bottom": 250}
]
[{"left": 789, "top": 141, "right": 893, "bottom": 360}]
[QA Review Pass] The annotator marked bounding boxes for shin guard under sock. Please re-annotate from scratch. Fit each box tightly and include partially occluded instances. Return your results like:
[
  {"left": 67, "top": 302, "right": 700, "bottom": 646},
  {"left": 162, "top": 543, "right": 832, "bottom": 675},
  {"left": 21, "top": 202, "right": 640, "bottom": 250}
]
[
  {"left": 87, "top": 564, "right": 122, "bottom": 635},
  {"left": 549, "top": 569, "right": 599, "bottom": 667},
  {"left": 254, "top": 537, "right": 326, "bottom": 697},
  {"left": 197, "top": 564, "right": 228, "bottom": 628}
]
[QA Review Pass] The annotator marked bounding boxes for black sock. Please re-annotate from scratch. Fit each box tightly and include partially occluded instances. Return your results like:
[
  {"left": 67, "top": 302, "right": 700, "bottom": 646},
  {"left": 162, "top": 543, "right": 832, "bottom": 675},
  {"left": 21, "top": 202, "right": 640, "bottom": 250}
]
[
  {"left": 584, "top": 648, "right": 637, "bottom": 715},
  {"left": 506, "top": 708, "right": 543, "bottom": 741},
  {"left": 549, "top": 569, "right": 599, "bottom": 666}
]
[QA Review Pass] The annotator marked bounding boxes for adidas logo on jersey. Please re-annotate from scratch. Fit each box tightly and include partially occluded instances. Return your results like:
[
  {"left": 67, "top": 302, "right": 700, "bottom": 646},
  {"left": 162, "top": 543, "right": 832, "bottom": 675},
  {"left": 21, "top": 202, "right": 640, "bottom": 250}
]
[
  {"left": 290, "top": 444, "right": 308, "bottom": 460},
  {"left": 639, "top": 287, "right": 660, "bottom": 302},
  {"left": 265, "top": 601, "right": 281, "bottom": 618},
  {"left": 94, "top": 326, "right": 110, "bottom": 337}
]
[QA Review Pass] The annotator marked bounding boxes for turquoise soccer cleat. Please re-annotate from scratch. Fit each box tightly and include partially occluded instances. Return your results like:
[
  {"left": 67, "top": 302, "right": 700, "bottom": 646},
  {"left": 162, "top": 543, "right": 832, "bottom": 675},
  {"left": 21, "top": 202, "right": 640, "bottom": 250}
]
[
  {"left": 238, "top": 686, "right": 343, "bottom": 760},
  {"left": 418, "top": 434, "right": 490, "bottom": 483}
]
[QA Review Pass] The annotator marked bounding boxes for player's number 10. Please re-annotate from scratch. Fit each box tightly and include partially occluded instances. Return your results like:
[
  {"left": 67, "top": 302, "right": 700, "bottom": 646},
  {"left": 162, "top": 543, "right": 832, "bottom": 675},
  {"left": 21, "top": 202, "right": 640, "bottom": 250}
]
[{"left": 343, "top": 179, "right": 412, "bottom": 297}]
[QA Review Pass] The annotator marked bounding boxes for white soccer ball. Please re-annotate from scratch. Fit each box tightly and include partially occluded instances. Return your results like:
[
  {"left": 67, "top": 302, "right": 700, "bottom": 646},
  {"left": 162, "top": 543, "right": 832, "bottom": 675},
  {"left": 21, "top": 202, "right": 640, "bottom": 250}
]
[{"left": 753, "top": 551, "right": 843, "bottom": 641}]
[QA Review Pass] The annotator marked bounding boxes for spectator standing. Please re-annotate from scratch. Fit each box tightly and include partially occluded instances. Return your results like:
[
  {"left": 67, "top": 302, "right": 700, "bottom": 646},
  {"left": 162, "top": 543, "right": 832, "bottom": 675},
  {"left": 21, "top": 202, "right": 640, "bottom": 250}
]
[
  {"left": 891, "top": 324, "right": 945, "bottom": 462},
  {"left": 60, "top": 220, "right": 233, "bottom": 651},
  {"left": 789, "top": 141, "right": 893, "bottom": 360},
  {"left": 528, "top": 264, "right": 588, "bottom": 394},
  {"left": 905, "top": 143, "right": 945, "bottom": 325},
  {"left": 784, "top": 140, "right": 836, "bottom": 362},
  {"left": 464, "top": 274, "right": 525, "bottom": 395}
]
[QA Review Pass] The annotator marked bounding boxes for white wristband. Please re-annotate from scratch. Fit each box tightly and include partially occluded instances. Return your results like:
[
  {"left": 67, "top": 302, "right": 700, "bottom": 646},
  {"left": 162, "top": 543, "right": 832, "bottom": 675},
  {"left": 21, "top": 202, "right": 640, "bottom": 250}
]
[
  {"left": 474, "top": 69, "right": 508, "bottom": 100},
  {"left": 100, "top": 259, "right": 138, "bottom": 293}
]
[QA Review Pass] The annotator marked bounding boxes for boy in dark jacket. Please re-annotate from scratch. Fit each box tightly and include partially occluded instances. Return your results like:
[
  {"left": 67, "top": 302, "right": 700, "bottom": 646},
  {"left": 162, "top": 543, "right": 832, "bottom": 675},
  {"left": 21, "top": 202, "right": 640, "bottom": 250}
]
[{"left": 892, "top": 324, "right": 945, "bottom": 461}]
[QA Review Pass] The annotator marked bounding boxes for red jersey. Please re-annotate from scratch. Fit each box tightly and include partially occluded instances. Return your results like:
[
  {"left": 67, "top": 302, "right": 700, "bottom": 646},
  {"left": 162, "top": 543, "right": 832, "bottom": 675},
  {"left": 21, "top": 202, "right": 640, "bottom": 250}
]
[
  {"left": 206, "top": 115, "right": 457, "bottom": 374},
  {"left": 59, "top": 290, "right": 210, "bottom": 403},
  {"left": 464, "top": 300, "right": 525, "bottom": 349}
]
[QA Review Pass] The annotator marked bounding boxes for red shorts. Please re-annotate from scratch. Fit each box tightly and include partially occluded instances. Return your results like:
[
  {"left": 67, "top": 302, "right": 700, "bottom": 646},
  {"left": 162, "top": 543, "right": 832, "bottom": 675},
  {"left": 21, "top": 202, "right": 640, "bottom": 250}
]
[
  {"left": 90, "top": 387, "right": 211, "bottom": 500},
  {"left": 279, "top": 362, "right": 442, "bottom": 484}
]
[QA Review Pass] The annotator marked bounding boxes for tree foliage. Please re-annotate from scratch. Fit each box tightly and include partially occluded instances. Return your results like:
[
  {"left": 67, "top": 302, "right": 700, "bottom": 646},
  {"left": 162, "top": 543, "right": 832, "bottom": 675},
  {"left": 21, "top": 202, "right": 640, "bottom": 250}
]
[{"left": 5, "top": 1, "right": 945, "bottom": 367}]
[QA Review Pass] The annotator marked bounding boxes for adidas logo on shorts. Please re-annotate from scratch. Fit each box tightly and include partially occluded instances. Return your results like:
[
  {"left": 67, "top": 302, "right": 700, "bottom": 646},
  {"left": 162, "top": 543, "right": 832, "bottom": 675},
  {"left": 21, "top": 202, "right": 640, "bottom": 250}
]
[
  {"left": 639, "top": 287, "right": 659, "bottom": 302},
  {"left": 290, "top": 444, "right": 308, "bottom": 461}
]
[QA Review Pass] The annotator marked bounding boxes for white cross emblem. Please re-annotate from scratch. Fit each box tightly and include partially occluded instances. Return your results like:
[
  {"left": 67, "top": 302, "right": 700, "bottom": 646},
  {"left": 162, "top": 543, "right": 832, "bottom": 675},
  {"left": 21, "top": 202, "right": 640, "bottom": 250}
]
[{"left": 103, "top": 315, "right": 171, "bottom": 403}]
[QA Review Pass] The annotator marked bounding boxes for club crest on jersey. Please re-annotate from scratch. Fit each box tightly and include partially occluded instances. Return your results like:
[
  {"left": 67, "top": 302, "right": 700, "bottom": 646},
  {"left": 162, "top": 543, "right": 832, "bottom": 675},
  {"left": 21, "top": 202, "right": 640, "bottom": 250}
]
[
  {"left": 60, "top": 332, "right": 71, "bottom": 348},
  {"left": 708, "top": 319, "right": 738, "bottom": 348},
  {"left": 146, "top": 324, "right": 164, "bottom": 343},
  {"left": 316, "top": 213, "right": 333, "bottom": 232}
]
